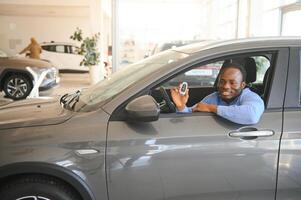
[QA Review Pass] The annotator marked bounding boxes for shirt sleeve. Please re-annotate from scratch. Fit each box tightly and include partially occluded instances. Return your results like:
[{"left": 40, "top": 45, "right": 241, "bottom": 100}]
[
  {"left": 177, "top": 106, "right": 192, "bottom": 113},
  {"left": 216, "top": 92, "right": 264, "bottom": 125},
  {"left": 177, "top": 93, "right": 217, "bottom": 113}
]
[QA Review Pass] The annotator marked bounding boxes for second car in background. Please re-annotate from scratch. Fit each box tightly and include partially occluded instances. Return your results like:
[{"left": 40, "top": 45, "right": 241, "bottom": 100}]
[
  {"left": 0, "top": 54, "right": 59, "bottom": 100},
  {"left": 40, "top": 42, "right": 87, "bottom": 72}
]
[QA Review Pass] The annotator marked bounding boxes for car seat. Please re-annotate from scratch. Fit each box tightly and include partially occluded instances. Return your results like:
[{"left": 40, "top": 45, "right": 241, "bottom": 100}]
[{"left": 261, "top": 67, "right": 272, "bottom": 102}]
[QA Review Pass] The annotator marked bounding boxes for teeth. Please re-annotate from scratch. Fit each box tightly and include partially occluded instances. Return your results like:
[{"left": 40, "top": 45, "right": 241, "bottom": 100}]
[{"left": 222, "top": 92, "right": 230, "bottom": 95}]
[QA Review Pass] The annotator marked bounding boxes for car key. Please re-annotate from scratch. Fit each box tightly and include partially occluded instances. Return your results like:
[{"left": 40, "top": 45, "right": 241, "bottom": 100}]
[{"left": 179, "top": 82, "right": 188, "bottom": 96}]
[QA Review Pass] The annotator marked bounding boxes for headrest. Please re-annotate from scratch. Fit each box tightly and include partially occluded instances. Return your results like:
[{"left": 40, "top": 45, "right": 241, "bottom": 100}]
[{"left": 243, "top": 57, "right": 257, "bottom": 83}]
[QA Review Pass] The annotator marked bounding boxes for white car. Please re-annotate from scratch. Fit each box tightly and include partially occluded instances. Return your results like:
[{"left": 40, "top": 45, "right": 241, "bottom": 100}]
[
  {"left": 40, "top": 42, "right": 88, "bottom": 72},
  {"left": 0, "top": 49, "right": 7, "bottom": 58}
]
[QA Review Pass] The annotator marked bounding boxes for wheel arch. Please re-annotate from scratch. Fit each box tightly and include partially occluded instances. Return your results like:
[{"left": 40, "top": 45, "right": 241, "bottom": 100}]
[
  {"left": 0, "top": 162, "right": 95, "bottom": 200},
  {"left": 0, "top": 69, "right": 34, "bottom": 90}
]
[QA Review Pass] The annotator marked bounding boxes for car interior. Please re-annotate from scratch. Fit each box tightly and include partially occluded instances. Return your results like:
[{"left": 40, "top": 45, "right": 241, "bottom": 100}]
[{"left": 150, "top": 52, "right": 275, "bottom": 113}]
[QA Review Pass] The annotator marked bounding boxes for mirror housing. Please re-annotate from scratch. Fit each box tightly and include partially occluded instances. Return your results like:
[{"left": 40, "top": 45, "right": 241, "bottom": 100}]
[{"left": 126, "top": 95, "right": 160, "bottom": 122}]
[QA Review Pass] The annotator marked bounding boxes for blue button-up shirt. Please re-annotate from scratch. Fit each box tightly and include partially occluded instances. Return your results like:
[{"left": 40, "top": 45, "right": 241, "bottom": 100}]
[{"left": 179, "top": 88, "right": 265, "bottom": 125}]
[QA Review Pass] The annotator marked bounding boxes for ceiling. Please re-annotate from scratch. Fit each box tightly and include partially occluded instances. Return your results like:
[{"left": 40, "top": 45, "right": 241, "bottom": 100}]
[{"left": 0, "top": 3, "right": 90, "bottom": 17}]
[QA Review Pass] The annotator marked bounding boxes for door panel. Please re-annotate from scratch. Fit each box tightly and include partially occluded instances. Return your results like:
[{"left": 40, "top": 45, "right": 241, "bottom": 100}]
[
  {"left": 107, "top": 113, "right": 282, "bottom": 200},
  {"left": 277, "top": 47, "right": 301, "bottom": 200}
]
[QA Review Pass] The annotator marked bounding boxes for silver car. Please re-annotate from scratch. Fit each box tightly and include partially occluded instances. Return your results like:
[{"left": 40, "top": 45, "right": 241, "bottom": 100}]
[
  {"left": 0, "top": 54, "right": 59, "bottom": 100},
  {"left": 0, "top": 37, "right": 300, "bottom": 200}
]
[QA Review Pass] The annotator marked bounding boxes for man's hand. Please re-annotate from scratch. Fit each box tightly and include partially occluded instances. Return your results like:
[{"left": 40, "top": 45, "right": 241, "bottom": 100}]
[
  {"left": 170, "top": 87, "right": 189, "bottom": 111},
  {"left": 192, "top": 103, "right": 217, "bottom": 113}
]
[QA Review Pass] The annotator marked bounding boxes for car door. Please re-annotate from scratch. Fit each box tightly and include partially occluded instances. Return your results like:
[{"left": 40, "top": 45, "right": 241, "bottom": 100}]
[
  {"left": 55, "top": 45, "right": 79, "bottom": 70},
  {"left": 64, "top": 45, "right": 84, "bottom": 70},
  {"left": 277, "top": 47, "right": 301, "bottom": 200},
  {"left": 41, "top": 45, "right": 65, "bottom": 69},
  {"left": 106, "top": 48, "right": 289, "bottom": 200}
]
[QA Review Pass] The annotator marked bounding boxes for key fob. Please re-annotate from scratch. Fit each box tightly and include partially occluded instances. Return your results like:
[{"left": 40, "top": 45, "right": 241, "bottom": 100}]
[{"left": 179, "top": 82, "right": 188, "bottom": 96}]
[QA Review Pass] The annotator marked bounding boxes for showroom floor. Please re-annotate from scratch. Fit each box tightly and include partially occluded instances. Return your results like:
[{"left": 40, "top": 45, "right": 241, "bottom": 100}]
[
  {"left": 43, "top": 72, "right": 90, "bottom": 97},
  {"left": 0, "top": 72, "right": 90, "bottom": 101}
]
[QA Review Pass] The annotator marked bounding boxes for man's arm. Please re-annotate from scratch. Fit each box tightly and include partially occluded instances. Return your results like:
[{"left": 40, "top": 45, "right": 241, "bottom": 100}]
[
  {"left": 216, "top": 96, "right": 264, "bottom": 124},
  {"left": 193, "top": 92, "right": 264, "bottom": 125},
  {"left": 19, "top": 44, "right": 31, "bottom": 54}
]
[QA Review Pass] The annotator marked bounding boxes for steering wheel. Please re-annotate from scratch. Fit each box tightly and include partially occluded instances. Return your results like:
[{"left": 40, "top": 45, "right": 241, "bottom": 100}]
[{"left": 159, "top": 87, "right": 176, "bottom": 113}]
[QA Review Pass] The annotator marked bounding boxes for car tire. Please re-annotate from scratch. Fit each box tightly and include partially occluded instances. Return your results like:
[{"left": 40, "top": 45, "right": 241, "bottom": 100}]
[
  {"left": 3, "top": 74, "right": 33, "bottom": 100},
  {"left": 0, "top": 175, "right": 81, "bottom": 200}
]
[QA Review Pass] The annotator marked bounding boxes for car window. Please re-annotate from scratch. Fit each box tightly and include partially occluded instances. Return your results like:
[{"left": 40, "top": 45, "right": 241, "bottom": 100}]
[
  {"left": 42, "top": 45, "right": 52, "bottom": 51},
  {"left": 55, "top": 45, "right": 65, "bottom": 53},
  {"left": 152, "top": 53, "right": 275, "bottom": 114},
  {"left": 0, "top": 50, "right": 7, "bottom": 57},
  {"left": 164, "top": 61, "right": 223, "bottom": 88},
  {"left": 76, "top": 50, "right": 189, "bottom": 112},
  {"left": 253, "top": 56, "right": 270, "bottom": 83},
  {"left": 70, "top": 46, "right": 79, "bottom": 54}
]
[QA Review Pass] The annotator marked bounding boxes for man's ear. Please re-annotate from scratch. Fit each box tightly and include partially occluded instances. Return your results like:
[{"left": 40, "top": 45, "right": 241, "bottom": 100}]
[{"left": 241, "top": 81, "right": 246, "bottom": 88}]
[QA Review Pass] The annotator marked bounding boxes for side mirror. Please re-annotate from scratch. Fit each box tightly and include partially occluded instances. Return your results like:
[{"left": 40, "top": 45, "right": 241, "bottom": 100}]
[{"left": 125, "top": 95, "right": 160, "bottom": 122}]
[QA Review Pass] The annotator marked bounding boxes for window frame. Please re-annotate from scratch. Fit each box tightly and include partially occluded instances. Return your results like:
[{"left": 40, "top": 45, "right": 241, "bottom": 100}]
[
  {"left": 154, "top": 51, "right": 277, "bottom": 108},
  {"left": 284, "top": 47, "right": 301, "bottom": 108}
]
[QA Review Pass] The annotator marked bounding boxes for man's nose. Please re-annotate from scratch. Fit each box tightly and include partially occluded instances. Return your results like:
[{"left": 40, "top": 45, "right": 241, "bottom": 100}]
[{"left": 222, "top": 82, "right": 231, "bottom": 89}]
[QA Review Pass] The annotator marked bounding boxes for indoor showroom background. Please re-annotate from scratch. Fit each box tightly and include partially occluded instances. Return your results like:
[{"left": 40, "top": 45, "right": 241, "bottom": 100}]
[{"left": 0, "top": 0, "right": 300, "bottom": 99}]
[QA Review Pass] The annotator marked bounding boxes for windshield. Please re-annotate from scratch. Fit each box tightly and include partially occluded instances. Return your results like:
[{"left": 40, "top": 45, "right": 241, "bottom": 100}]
[{"left": 76, "top": 50, "right": 189, "bottom": 112}]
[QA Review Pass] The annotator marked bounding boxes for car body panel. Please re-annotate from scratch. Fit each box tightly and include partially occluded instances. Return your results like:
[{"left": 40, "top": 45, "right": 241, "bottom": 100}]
[
  {"left": 0, "top": 107, "right": 110, "bottom": 200},
  {"left": 0, "top": 57, "right": 53, "bottom": 69},
  {"left": 107, "top": 112, "right": 282, "bottom": 200},
  {"left": 0, "top": 97, "right": 72, "bottom": 129},
  {"left": 277, "top": 47, "right": 301, "bottom": 200}
]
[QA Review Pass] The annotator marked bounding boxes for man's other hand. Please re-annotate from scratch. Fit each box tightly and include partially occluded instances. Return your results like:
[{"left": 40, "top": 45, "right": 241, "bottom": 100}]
[{"left": 192, "top": 103, "right": 217, "bottom": 113}]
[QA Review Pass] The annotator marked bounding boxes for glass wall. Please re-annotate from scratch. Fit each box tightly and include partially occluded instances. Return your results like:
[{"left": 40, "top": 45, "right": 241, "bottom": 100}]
[{"left": 114, "top": 0, "right": 301, "bottom": 71}]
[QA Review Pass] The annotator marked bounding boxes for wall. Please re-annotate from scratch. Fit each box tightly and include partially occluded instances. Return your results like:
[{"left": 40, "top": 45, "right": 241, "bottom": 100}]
[{"left": 0, "top": 15, "right": 91, "bottom": 55}]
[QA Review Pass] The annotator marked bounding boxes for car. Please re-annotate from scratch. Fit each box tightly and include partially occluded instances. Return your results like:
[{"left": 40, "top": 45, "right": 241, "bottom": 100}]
[
  {"left": 0, "top": 55, "right": 59, "bottom": 100},
  {"left": 0, "top": 37, "right": 300, "bottom": 200},
  {"left": 40, "top": 42, "right": 87, "bottom": 72},
  {"left": 145, "top": 40, "right": 209, "bottom": 58},
  {"left": 0, "top": 49, "right": 7, "bottom": 58}
]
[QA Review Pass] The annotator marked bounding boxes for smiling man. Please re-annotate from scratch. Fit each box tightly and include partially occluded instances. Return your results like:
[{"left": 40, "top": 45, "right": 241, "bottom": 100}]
[{"left": 171, "top": 62, "right": 265, "bottom": 125}]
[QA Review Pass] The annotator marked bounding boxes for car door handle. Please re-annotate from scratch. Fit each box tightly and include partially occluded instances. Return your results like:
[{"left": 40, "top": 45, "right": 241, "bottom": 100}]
[{"left": 229, "top": 130, "right": 274, "bottom": 138}]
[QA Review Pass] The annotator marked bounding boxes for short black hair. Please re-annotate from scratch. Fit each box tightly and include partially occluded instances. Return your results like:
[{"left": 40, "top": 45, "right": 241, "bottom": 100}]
[{"left": 219, "top": 62, "right": 247, "bottom": 82}]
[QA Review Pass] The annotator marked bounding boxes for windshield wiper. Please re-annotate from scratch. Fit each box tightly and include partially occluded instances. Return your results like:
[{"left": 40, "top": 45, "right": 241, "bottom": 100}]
[{"left": 60, "top": 90, "right": 82, "bottom": 110}]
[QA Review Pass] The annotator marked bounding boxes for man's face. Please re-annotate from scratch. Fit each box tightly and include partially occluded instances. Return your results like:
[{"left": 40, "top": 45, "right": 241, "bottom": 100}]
[{"left": 217, "top": 67, "right": 246, "bottom": 102}]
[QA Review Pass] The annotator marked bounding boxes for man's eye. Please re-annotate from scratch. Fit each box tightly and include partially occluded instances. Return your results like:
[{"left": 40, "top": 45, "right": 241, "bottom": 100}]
[{"left": 219, "top": 80, "right": 225, "bottom": 85}]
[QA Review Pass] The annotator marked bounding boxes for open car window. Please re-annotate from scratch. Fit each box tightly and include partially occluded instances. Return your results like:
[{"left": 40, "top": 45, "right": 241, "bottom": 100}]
[
  {"left": 151, "top": 53, "right": 274, "bottom": 114},
  {"left": 163, "top": 61, "right": 223, "bottom": 88}
]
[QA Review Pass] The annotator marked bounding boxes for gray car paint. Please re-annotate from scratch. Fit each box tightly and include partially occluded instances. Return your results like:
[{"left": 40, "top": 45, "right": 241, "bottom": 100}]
[
  {"left": 0, "top": 103, "right": 109, "bottom": 200},
  {"left": 0, "top": 37, "right": 300, "bottom": 200},
  {"left": 277, "top": 47, "right": 301, "bottom": 200},
  {"left": 0, "top": 97, "right": 72, "bottom": 129}
]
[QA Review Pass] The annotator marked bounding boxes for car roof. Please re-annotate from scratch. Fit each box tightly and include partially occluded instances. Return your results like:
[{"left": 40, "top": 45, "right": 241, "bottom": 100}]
[
  {"left": 174, "top": 37, "right": 301, "bottom": 54},
  {"left": 41, "top": 42, "right": 78, "bottom": 46}
]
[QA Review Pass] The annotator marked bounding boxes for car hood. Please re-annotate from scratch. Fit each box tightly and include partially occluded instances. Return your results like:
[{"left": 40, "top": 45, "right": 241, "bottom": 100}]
[
  {"left": 0, "top": 97, "right": 73, "bottom": 130},
  {"left": 0, "top": 57, "right": 53, "bottom": 68}
]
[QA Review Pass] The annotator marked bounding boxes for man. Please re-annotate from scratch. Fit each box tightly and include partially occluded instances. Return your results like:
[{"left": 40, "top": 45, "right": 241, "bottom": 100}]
[
  {"left": 19, "top": 37, "right": 42, "bottom": 59},
  {"left": 171, "top": 63, "right": 264, "bottom": 125}
]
